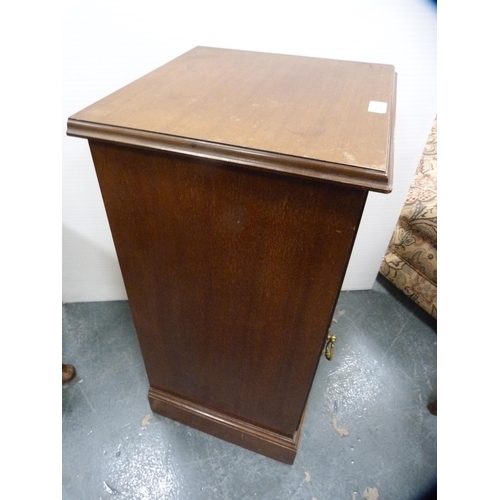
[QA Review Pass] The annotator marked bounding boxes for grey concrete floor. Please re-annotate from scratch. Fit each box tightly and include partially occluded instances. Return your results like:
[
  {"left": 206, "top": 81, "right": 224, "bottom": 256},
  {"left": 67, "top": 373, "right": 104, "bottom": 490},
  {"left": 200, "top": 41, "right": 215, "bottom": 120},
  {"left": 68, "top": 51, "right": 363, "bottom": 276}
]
[{"left": 62, "top": 275, "right": 437, "bottom": 500}]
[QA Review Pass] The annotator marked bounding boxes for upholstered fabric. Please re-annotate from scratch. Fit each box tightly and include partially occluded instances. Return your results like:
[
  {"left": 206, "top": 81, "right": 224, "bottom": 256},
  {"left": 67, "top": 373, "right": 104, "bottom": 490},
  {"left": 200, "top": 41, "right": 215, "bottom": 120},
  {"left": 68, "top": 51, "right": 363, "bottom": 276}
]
[{"left": 380, "top": 118, "right": 437, "bottom": 318}]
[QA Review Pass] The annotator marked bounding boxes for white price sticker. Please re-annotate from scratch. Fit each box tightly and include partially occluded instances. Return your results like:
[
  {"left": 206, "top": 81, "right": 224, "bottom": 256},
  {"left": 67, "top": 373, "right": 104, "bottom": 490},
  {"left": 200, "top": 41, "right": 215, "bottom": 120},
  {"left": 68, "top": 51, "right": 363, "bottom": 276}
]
[{"left": 368, "top": 101, "right": 388, "bottom": 114}]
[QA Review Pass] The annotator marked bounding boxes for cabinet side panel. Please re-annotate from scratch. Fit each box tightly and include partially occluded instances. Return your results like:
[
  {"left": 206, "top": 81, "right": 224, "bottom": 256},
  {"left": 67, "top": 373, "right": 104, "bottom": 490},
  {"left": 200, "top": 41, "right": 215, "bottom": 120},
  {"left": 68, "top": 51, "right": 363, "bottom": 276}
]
[{"left": 89, "top": 141, "right": 367, "bottom": 437}]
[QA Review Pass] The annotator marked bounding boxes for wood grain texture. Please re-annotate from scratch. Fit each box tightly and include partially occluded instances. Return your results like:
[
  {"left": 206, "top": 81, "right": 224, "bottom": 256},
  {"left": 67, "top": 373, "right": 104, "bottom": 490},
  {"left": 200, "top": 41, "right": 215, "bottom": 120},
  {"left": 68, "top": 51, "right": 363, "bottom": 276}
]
[
  {"left": 89, "top": 141, "right": 367, "bottom": 443},
  {"left": 68, "top": 47, "right": 396, "bottom": 192},
  {"left": 68, "top": 47, "right": 396, "bottom": 462},
  {"left": 148, "top": 388, "right": 303, "bottom": 464}
]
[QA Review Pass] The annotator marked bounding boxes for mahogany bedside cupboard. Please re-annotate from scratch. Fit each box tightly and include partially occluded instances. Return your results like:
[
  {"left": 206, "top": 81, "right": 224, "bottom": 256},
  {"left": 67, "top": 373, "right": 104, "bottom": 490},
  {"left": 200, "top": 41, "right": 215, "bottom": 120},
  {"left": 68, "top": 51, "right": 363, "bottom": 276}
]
[{"left": 67, "top": 46, "right": 396, "bottom": 464}]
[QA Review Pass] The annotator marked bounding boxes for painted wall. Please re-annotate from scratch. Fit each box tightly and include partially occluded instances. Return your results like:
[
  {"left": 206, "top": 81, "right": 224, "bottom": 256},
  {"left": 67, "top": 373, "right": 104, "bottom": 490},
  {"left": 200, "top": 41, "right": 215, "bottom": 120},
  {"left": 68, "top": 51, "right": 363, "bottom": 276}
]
[{"left": 62, "top": 0, "right": 436, "bottom": 302}]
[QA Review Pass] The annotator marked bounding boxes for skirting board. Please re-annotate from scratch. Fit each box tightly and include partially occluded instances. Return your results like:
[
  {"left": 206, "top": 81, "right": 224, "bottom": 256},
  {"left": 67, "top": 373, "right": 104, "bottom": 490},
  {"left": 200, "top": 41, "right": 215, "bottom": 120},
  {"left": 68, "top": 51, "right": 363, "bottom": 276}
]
[{"left": 148, "top": 387, "right": 305, "bottom": 464}]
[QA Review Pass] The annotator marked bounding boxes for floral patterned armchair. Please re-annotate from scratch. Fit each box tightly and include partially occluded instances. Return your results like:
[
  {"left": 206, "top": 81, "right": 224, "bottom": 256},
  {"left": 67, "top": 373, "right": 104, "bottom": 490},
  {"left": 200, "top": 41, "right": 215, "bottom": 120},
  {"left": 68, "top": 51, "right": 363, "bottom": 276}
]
[{"left": 380, "top": 117, "right": 437, "bottom": 318}]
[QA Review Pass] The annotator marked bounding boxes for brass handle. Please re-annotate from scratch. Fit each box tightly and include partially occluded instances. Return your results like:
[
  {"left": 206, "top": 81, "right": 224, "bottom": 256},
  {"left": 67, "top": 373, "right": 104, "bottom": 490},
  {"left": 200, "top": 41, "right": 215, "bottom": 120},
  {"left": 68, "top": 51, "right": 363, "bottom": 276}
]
[{"left": 324, "top": 335, "right": 336, "bottom": 361}]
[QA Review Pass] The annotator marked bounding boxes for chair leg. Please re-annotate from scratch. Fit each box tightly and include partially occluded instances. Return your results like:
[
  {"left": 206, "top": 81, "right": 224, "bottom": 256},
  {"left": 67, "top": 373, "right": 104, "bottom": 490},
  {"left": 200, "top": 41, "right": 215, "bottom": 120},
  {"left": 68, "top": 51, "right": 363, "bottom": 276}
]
[
  {"left": 62, "top": 363, "right": 76, "bottom": 383},
  {"left": 427, "top": 401, "right": 437, "bottom": 415}
]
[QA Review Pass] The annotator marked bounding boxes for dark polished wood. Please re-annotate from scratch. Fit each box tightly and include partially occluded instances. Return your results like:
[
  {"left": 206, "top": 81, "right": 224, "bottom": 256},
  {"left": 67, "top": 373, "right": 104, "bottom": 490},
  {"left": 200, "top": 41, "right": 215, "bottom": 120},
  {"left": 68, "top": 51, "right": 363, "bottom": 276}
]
[
  {"left": 148, "top": 388, "right": 304, "bottom": 464},
  {"left": 68, "top": 47, "right": 396, "bottom": 463},
  {"left": 68, "top": 46, "right": 396, "bottom": 192}
]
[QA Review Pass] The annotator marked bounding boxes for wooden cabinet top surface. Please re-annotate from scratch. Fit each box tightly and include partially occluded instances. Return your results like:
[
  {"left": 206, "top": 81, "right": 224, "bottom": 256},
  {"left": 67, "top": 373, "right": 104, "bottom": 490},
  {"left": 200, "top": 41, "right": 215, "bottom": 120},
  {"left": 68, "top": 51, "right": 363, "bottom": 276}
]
[{"left": 68, "top": 46, "right": 396, "bottom": 192}]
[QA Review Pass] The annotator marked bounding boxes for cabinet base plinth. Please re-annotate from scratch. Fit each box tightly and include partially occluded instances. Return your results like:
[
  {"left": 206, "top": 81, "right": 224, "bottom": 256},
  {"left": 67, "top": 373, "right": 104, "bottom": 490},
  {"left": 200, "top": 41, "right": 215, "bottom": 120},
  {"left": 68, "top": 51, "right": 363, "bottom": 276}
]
[{"left": 148, "top": 387, "right": 302, "bottom": 464}]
